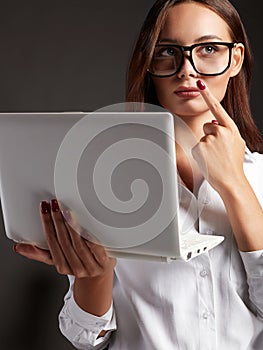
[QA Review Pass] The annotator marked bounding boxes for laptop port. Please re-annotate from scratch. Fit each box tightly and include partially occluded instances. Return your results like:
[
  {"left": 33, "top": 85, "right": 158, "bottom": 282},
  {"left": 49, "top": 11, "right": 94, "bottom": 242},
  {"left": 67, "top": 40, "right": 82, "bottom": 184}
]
[{"left": 187, "top": 252, "right": 192, "bottom": 260}]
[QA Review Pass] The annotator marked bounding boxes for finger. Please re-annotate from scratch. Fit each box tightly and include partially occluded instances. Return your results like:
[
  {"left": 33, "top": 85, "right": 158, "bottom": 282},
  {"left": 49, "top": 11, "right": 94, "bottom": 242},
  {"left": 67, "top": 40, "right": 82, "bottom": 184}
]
[
  {"left": 64, "top": 208, "right": 98, "bottom": 244},
  {"left": 63, "top": 208, "right": 106, "bottom": 268},
  {"left": 14, "top": 243, "right": 53, "bottom": 265},
  {"left": 51, "top": 200, "right": 105, "bottom": 277},
  {"left": 65, "top": 210, "right": 114, "bottom": 268},
  {"left": 40, "top": 200, "right": 73, "bottom": 274},
  {"left": 65, "top": 221, "right": 106, "bottom": 274},
  {"left": 85, "top": 239, "right": 111, "bottom": 267},
  {"left": 196, "top": 79, "right": 235, "bottom": 128},
  {"left": 51, "top": 200, "right": 114, "bottom": 276},
  {"left": 49, "top": 199, "right": 87, "bottom": 274},
  {"left": 203, "top": 121, "right": 220, "bottom": 136}
]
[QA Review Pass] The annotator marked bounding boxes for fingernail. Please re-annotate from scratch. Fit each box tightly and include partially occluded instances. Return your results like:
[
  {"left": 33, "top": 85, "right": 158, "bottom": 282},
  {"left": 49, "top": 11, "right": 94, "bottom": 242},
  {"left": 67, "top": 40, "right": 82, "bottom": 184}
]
[
  {"left": 41, "top": 200, "right": 51, "bottom": 214},
  {"left": 51, "top": 199, "right": 60, "bottom": 212},
  {"left": 197, "top": 80, "right": 206, "bottom": 90},
  {"left": 212, "top": 119, "right": 219, "bottom": 124},
  {"left": 13, "top": 244, "right": 18, "bottom": 253}
]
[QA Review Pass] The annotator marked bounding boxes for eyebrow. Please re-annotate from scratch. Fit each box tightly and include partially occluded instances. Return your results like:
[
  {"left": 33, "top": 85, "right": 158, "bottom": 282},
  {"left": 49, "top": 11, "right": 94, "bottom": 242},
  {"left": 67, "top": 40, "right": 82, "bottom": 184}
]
[{"left": 158, "top": 35, "right": 224, "bottom": 44}]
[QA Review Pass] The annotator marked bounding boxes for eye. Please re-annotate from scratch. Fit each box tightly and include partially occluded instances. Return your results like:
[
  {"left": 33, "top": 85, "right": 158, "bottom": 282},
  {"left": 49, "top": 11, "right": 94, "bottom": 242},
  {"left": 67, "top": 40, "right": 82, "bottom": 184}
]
[
  {"left": 198, "top": 44, "right": 219, "bottom": 56},
  {"left": 163, "top": 47, "right": 176, "bottom": 56},
  {"left": 155, "top": 46, "right": 177, "bottom": 57},
  {"left": 203, "top": 45, "right": 216, "bottom": 54}
]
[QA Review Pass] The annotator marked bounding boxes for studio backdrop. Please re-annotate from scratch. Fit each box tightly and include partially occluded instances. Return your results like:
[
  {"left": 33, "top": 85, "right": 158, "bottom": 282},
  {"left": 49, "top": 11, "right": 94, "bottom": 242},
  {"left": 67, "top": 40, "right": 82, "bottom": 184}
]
[{"left": 0, "top": 1, "right": 262, "bottom": 350}]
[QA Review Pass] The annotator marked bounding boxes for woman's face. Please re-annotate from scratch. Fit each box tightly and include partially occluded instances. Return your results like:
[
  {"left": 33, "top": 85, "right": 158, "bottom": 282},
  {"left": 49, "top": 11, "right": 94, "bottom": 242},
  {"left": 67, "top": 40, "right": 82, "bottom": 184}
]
[{"left": 151, "top": 2, "right": 244, "bottom": 122}]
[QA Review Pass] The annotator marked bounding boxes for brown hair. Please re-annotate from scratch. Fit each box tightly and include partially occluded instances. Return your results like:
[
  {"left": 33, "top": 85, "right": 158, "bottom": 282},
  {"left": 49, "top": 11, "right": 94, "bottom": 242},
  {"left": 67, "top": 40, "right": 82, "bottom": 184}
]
[{"left": 126, "top": 0, "right": 262, "bottom": 152}]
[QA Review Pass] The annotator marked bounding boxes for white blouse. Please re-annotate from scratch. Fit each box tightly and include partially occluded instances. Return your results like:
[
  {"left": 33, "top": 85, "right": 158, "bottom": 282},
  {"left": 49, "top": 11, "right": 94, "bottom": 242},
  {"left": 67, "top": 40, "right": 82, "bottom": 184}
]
[{"left": 59, "top": 149, "right": 263, "bottom": 350}]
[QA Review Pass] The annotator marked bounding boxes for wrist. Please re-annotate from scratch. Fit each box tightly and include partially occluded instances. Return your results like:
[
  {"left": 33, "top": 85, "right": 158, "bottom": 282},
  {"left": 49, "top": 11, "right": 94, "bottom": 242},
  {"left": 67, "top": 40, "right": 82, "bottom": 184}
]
[
  {"left": 74, "top": 268, "right": 114, "bottom": 288},
  {"left": 73, "top": 270, "right": 114, "bottom": 316},
  {"left": 215, "top": 173, "right": 250, "bottom": 197},
  {"left": 215, "top": 173, "right": 250, "bottom": 201}
]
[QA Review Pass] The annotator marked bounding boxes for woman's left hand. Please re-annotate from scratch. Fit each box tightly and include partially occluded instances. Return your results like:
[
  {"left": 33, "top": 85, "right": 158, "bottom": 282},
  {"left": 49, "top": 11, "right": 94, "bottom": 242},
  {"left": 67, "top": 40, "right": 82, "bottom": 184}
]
[{"left": 192, "top": 80, "right": 246, "bottom": 194}]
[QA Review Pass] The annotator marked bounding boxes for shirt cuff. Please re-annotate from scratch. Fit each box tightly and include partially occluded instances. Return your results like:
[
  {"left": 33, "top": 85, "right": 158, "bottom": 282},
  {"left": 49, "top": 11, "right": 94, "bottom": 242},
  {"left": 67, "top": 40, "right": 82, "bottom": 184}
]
[
  {"left": 239, "top": 249, "right": 263, "bottom": 277},
  {"left": 67, "top": 296, "right": 116, "bottom": 332}
]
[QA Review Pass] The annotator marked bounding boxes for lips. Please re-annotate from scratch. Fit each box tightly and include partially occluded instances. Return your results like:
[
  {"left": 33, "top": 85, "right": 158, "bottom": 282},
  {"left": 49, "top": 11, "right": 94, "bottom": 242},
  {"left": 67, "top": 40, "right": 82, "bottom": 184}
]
[{"left": 174, "top": 86, "right": 200, "bottom": 98}]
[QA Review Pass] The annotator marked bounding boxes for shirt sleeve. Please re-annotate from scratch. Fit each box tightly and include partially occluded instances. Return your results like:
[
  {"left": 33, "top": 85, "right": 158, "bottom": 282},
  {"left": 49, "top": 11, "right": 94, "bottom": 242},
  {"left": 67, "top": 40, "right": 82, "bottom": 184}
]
[
  {"left": 239, "top": 249, "right": 263, "bottom": 321},
  {"left": 58, "top": 275, "right": 117, "bottom": 350},
  {"left": 239, "top": 152, "right": 263, "bottom": 320}
]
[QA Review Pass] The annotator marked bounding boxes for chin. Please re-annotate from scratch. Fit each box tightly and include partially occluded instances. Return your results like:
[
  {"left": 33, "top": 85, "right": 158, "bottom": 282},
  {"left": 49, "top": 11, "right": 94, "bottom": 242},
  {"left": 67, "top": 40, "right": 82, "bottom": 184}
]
[
  {"left": 162, "top": 99, "right": 208, "bottom": 118},
  {"left": 164, "top": 106, "right": 203, "bottom": 118}
]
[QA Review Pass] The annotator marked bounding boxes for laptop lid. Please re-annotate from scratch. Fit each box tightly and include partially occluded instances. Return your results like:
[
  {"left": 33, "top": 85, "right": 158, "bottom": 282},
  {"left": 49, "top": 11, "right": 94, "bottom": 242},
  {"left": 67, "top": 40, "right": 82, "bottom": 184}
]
[
  {"left": 0, "top": 111, "right": 224, "bottom": 262},
  {"left": 0, "top": 111, "right": 183, "bottom": 258}
]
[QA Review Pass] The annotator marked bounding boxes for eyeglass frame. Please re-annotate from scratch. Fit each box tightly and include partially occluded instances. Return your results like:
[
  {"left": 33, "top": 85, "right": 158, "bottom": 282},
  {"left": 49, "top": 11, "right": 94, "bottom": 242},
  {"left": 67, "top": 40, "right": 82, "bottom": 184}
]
[{"left": 147, "top": 41, "right": 237, "bottom": 78}]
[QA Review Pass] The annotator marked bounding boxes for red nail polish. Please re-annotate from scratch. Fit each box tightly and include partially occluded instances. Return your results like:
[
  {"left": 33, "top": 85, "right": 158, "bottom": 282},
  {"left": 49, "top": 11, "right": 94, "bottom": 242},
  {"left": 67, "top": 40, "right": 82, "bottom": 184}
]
[
  {"left": 212, "top": 119, "right": 219, "bottom": 124},
  {"left": 41, "top": 201, "right": 51, "bottom": 214},
  {"left": 51, "top": 199, "right": 60, "bottom": 212},
  {"left": 13, "top": 244, "right": 18, "bottom": 253},
  {"left": 197, "top": 80, "right": 206, "bottom": 90}
]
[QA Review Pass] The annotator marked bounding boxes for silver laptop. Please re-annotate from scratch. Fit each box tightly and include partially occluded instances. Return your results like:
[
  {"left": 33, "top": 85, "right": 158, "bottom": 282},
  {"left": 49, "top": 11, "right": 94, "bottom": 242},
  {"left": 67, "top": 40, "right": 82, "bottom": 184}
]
[{"left": 0, "top": 111, "right": 224, "bottom": 262}]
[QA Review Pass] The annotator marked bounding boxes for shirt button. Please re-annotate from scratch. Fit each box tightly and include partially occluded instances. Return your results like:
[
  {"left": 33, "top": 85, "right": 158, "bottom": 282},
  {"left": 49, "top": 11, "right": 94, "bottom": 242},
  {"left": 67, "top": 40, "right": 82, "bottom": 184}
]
[
  {"left": 202, "top": 311, "right": 210, "bottom": 319},
  {"left": 200, "top": 269, "right": 208, "bottom": 277}
]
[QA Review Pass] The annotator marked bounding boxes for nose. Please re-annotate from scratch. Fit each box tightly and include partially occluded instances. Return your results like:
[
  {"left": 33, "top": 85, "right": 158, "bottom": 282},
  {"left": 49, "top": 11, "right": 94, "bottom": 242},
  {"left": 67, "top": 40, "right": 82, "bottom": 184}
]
[{"left": 176, "top": 53, "right": 197, "bottom": 79}]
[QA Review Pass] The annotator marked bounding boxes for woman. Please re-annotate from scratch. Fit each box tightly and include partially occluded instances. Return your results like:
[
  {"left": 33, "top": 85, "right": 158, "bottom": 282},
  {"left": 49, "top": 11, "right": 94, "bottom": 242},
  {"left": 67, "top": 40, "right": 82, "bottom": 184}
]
[{"left": 15, "top": 0, "right": 263, "bottom": 349}]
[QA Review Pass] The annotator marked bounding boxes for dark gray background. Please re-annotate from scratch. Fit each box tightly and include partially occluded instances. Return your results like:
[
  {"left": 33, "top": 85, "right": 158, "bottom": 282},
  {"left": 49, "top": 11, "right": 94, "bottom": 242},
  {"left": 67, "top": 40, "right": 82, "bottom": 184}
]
[{"left": 0, "top": 1, "right": 261, "bottom": 350}]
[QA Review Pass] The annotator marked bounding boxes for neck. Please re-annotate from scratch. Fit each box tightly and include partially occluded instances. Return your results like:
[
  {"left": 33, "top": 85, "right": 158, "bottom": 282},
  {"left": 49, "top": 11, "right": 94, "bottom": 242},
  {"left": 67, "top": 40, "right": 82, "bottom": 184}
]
[{"left": 173, "top": 111, "right": 213, "bottom": 193}]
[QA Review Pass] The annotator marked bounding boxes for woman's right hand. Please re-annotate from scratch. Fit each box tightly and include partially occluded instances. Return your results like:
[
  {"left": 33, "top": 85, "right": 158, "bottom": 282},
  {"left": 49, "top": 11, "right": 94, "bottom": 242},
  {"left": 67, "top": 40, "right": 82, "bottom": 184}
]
[{"left": 14, "top": 198, "right": 116, "bottom": 279}]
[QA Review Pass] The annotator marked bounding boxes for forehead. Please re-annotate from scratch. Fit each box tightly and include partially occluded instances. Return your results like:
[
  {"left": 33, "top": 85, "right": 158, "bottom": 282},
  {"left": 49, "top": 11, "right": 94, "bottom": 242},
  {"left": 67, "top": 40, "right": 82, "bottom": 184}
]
[{"left": 159, "top": 2, "right": 232, "bottom": 44}]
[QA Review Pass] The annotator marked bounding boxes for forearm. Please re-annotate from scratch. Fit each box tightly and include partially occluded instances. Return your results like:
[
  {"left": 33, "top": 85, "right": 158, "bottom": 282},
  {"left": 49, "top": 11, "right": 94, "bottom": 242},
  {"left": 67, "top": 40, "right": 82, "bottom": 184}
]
[
  {"left": 218, "top": 175, "right": 263, "bottom": 252},
  {"left": 73, "top": 270, "right": 114, "bottom": 316}
]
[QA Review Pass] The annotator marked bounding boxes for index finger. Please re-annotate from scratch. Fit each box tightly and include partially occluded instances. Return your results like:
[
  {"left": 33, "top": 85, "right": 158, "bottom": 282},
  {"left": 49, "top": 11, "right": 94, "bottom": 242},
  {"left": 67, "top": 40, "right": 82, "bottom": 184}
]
[{"left": 196, "top": 79, "right": 235, "bottom": 128}]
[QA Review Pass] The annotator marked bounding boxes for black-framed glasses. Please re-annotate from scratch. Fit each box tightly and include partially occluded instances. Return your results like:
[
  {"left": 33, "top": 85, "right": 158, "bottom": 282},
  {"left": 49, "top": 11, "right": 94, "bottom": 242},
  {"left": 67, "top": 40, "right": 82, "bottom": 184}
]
[{"left": 148, "top": 41, "right": 236, "bottom": 77}]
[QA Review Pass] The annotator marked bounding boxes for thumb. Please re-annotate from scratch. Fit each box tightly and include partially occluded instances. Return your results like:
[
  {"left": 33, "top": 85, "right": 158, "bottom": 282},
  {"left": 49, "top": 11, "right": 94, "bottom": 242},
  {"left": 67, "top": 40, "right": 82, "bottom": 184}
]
[{"left": 14, "top": 243, "right": 53, "bottom": 265}]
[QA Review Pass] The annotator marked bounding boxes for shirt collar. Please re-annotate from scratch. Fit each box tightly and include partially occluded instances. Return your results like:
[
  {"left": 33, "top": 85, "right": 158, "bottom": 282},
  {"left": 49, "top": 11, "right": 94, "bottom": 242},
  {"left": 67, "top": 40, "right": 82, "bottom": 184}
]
[{"left": 244, "top": 146, "right": 256, "bottom": 163}]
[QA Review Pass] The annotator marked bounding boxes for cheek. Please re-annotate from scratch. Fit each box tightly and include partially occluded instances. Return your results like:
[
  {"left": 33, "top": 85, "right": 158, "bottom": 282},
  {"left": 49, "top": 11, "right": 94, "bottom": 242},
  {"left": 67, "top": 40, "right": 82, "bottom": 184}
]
[
  {"left": 206, "top": 75, "right": 231, "bottom": 102},
  {"left": 152, "top": 79, "right": 172, "bottom": 104}
]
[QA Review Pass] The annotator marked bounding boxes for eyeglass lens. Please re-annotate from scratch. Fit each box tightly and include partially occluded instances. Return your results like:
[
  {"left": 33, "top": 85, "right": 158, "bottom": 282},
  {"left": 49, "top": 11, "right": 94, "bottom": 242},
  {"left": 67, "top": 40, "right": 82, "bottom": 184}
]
[{"left": 150, "top": 43, "right": 231, "bottom": 76}]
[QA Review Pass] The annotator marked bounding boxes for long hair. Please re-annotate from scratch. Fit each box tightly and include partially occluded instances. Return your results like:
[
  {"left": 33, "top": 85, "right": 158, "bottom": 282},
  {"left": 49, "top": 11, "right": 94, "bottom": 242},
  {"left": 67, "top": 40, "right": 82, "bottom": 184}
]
[{"left": 126, "top": 0, "right": 262, "bottom": 152}]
